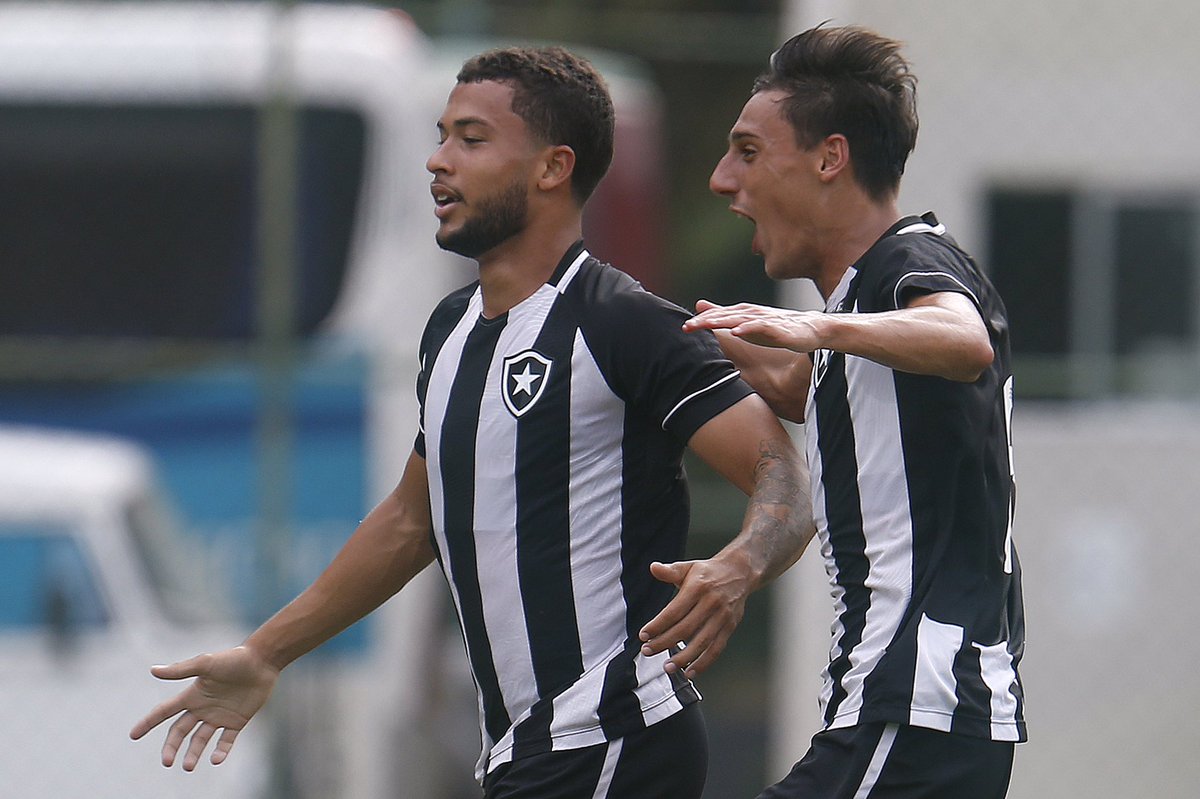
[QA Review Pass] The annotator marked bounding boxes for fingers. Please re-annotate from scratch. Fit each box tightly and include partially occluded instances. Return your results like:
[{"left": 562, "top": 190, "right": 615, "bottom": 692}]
[
  {"left": 728, "top": 318, "right": 770, "bottom": 338},
  {"left": 130, "top": 655, "right": 211, "bottom": 741},
  {"left": 666, "top": 612, "right": 734, "bottom": 678},
  {"left": 640, "top": 557, "right": 750, "bottom": 677},
  {"left": 683, "top": 300, "right": 741, "bottom": 331},
  {"left": 639, "top": 562, "right": 694, "bottom": 649},
  {"left": 211, "top": 728, "right": 241, "bottom": 765},
  {"left": 684, "top": 304, "right": 769, "bottom": 335},
  {"left": 131, "top": 650, "right": 249, "bottom": 770},
  {"left": 129, "top": 692, "right": 189, "bottom": 740},
  {"left": 161, "top": 711, "right": 199, "bottom": 767},
  {"left": 182, "top": 722, "right": 218, "bottom": 772},
  {"left": 640, "top": 589, "right": 706, "bottom": 660},
  {"left": 643, "top": 603, "right": 708, "bottom": 665},
  {"left": 683, "top": 310, "right": 736, "bottom": 332},
  {"left": 645, "top": 606, "right": 734, "bottom": 678},
  {"left": 157, "top": 711, "right": 237, "bottom": 770}
]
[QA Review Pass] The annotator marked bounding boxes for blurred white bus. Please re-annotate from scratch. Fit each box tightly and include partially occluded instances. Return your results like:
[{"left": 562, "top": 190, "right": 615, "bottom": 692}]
[{"left": 0, "top": 425, "right": 269, "bottom": 799}]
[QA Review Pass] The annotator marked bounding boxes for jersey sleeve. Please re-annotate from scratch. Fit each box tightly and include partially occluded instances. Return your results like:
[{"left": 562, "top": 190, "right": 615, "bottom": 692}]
[
  {"left": 867, "top": 235, "right": 986, "bottom": 314},
  {"left": 414, "top": 283, "right": 477, "bottom": 458},
  {"left": 413, "top": 361, "right": 428, "bottom": 459},
  {"left": 580, "top": 276, "right": 753, "bottom": 444},
  {"left": 413, "top": 325, "right": 432, "bottom": 459}
]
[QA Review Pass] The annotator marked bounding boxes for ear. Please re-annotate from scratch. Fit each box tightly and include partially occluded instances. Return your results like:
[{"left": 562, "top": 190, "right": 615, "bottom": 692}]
[
  {"left": 536, "top": 145, "right": 576, "bottom": 193},
  {"left": 816, "top": 134, "right": 851, "bottom": 183}
]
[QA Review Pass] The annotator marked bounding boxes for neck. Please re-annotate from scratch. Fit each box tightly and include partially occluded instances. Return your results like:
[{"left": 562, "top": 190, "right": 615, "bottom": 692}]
[
  {"left": 813, "top": 195, "right": 902, "bottom": 300},
  {"left": 475, "top": 213, "right": 583, "bottom": 319}
]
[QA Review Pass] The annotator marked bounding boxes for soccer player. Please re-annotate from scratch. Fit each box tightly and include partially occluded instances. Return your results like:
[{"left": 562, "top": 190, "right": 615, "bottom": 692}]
[
  {"left": 678, "top": 25, "right": 1027, "bottom": 798},
  {"left": 130, "top": 46, "right": 815, "bottom": 799}
]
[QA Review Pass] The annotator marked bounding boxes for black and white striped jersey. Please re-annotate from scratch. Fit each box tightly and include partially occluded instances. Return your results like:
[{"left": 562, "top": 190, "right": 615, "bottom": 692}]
[
  {"left": 806, "top": 213, "right": 1026, "bottom": 743},
  {"left": 414, "top": 241, "right": 753, "bottom": 780}
]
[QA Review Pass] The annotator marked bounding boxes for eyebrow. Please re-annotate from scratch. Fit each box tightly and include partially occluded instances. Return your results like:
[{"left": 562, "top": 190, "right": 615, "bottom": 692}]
[
  {"left": 729, "top": 129, "right": 759, "bottom": 145},
  {"left": 437, "top": 116, "right": 492, "bottom": 133}
]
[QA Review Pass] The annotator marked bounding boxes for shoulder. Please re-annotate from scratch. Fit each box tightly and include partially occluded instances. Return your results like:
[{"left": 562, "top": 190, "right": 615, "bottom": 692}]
[
  {"left": 432, "top": 281, "right": 479, "bottom": 317},
  {"left": 869, "top": 222, "right": 973, "bottom": 274},
  {"left": 564, "top": 256, "right": 690, "bottom": 328},
  {"left": 429, "top": 281, "right": 477, "bottom": 324},
  {"left": 419, "top": 281, "right": 478, "bottom": 355},
  {"left": 857, "top": 216, "right": 984, "bottom": 311}
]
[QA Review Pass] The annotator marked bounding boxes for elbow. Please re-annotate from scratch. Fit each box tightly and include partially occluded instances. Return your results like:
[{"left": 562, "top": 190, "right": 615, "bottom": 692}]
[
  {"left": 776, "top": 397, "right": 808, "bottom": 424},
  {"left": 761, "top": 384, "right": 808, "bottom": 423},
  {"left": 952, "top": 338, "right": 995, "bottom": 382}
]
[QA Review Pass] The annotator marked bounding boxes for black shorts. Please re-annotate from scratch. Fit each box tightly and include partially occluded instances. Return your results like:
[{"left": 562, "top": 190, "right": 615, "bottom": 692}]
[
  {"left": 758, "top": 722, "right": 1014, "bottom": 799},
  {"left": 482, "top": 703, "right": 708, "bottom": 799}
]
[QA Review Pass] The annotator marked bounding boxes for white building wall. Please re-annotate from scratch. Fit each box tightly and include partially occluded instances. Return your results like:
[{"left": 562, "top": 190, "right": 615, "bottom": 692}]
[{"left": 782, "top": 0, "right": 1200, "bottom": 253}]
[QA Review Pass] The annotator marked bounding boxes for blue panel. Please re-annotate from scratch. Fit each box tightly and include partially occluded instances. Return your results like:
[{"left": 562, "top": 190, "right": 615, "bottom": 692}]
[
  {"left": 0, "top": 348, "right": 373, "bottom": 655},
  {"left": 0, "top": 527, "right": 109, "bottom": 629}
]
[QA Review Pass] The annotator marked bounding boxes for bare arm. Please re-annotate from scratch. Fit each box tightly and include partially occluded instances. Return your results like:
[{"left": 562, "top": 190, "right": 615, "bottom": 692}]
[
  {"left": 685, "top": 291, "right": 993, "bottom": 382},
  {"left": 710, "top": 323, "right": 812, "bottom": 423},
  {"left": 130, "top": 448, "right": 436, "bottom": 770},
  {"left": 638, "top": 394, "right": 814, "bottom": 677},
  {"left": 245, "top": 448, "right": 436, "bottom": 670}
]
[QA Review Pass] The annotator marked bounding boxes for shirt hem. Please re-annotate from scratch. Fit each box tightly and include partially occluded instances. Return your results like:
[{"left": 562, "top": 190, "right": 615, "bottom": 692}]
[
  {"left": 826, "top": 704, "right": 1027, "bottom": 743},
  {"left": 482, "top": 686, "right": 700, "bottom": 778}
]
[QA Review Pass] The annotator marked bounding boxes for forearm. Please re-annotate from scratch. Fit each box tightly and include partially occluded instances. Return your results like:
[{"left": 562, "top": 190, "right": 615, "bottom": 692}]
[
  {"left": 689, "top": 397, "right": 815, "bottom": 591},
  {"left": 640, "top": 399, "right": 814, "bottom": 676},
  {"left": 246, "top": 454, "right": 436, "bottom": 671},
  {"left": 815, "top": 298, "right": 993, "bottom": 381},
  {"left": 712, "top": 431, "right": 814, "bottom": 592},
  {"left": 687, "top": 294, "right": 992, "bottom": 383}
]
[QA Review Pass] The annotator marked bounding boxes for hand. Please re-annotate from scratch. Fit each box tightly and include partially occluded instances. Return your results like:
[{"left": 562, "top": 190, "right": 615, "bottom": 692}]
[
  {"left": 129, "top": 645, "right": 279, "bottom": 771},
  {"left": 683, "top": 300, "right": 826, "bottom": 353},
  {"left": 638, "top": 556, "right": 752, "bottom": 679}
]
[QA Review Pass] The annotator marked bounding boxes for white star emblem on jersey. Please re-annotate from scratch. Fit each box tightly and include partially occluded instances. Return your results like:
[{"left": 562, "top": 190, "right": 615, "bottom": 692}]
[
  {"left": 501, "top": 349, "right": 553, "bottom": 417},
  {"left": 511, "top": 363, "right": 541, "bottom": 396}
]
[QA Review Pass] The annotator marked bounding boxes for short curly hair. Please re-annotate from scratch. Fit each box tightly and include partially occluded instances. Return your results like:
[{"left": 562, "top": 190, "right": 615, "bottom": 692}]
[{"left": 457, "top": 46, "right": 615, "bottom": 204}]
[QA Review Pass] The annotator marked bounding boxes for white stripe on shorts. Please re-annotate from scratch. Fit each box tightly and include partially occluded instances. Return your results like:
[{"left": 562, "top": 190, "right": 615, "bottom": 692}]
[
  {"left": 591, "top": 738, "right": 624, "bottom": 799},
  {"left": 853, "top": 723, "right": 899, "bottom": 799}
]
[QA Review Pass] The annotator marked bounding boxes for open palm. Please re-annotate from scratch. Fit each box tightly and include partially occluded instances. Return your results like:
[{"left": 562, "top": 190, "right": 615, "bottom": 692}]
[{"left": 129, "top": 646, "right": 279, "bottom": 771}]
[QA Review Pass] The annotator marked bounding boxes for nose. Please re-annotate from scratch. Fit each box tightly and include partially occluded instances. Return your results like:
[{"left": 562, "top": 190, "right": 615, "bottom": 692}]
[
  {"left": 426, "top": 140, "right": 450, "bottom": 176},
  {"left": 709, "top": 152, "right": 736, "bottom": 197}
]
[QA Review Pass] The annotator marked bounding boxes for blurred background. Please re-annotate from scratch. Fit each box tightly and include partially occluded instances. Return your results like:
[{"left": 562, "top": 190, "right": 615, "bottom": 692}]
[{"left": 1, "top": 1, "right": 1198, "bottom": 797}]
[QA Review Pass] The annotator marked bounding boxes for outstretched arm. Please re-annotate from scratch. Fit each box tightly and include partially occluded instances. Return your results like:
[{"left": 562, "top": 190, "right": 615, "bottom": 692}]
[
  {"left": 639, "top": 394, "right": 814, "bottom": 677},
  {"left": 130, "top": 448, "right": 437, "bottom": 770},
  {"left": 684, "top": 291, "right": 993, "bottom": 382}
]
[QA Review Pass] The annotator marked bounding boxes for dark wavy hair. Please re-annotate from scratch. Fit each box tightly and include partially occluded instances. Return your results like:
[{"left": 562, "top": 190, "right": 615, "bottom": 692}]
[
  {"left": 458, "top": 46, "right": 615, "bottom": 205},
  {"left": 755, "top": 25, "right": 919, "bottom": 201}
]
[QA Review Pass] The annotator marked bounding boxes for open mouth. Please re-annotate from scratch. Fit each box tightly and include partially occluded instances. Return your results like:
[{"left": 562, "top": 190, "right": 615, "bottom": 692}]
[
  {"left": 431, "top": 184, "right": 463, "bottom": 217},
  {"left": 729, "top": 205, "right": 761, "bottom": 254}
]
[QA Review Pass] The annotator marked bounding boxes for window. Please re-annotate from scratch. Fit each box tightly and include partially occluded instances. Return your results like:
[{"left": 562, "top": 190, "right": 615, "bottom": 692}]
[
  {"left": 0, "top": 103, "right": 366, "bottom": 339},
  {"left": 0, "top": 525, "right": 109, "bottom": 630},
  {"left": 986, "top": 187, "right": 1200, "bottom": 399},
  {"left": 124, "top": 493, "right": 222, "bottom": 626}
]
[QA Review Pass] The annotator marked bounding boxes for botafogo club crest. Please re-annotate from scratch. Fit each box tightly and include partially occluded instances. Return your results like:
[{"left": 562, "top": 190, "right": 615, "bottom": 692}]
[{"left": 501, "top": 349, "right": 552, "bottom": 417}]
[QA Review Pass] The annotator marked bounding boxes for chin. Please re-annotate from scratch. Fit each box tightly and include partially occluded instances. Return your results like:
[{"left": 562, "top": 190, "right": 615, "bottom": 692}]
[
  {"left": 763, "top": 249, "right": 812, "bottom": 282},
  {"left": 762, "top": 257, "right": 789, "bottom": 281}
]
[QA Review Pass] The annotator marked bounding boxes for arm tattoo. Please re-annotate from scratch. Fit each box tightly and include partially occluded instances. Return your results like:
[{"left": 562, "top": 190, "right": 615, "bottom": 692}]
[{"left": 742, "top": 436, "right": 815, "bottom": 584}]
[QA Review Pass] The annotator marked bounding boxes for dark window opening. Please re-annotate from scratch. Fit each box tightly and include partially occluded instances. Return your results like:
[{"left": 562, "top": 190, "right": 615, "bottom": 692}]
[{"left": 0, "top": 103, "right": 366, "bottom": 339}]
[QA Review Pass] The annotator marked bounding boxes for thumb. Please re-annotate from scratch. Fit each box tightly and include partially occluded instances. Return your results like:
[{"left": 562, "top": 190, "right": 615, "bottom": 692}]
[
  {"left": 150, "top": 653, "right": 211, "bottom": 681},
  {"left": 694, "top": 299, "right": 719, "bottom": 313},
  {"left": 649, "top": 560, "right": 692, "bottom": 586}
]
